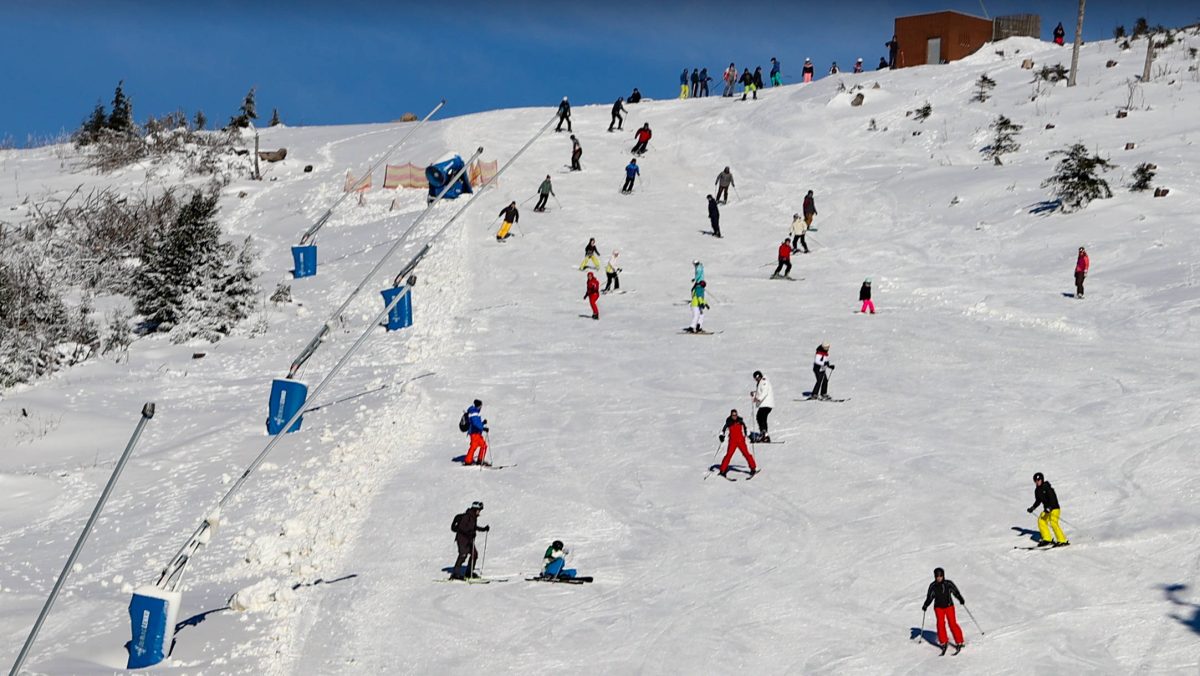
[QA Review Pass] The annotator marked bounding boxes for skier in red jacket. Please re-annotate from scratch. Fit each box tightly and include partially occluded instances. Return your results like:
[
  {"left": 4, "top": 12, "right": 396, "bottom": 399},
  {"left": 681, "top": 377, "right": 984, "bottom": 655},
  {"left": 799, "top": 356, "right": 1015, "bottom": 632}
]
[
  {"left": 584, "top": 271, "right": 600, "bottom": 319},
  {"left": 771, "top": 239, "right": 792, "bottom": 279},
  {"left": 1074, "top": 246, "right": 1089, "bottom": 298},
  {"left": 631, "top": 124, "right": 652, "bottom": 155},
  {"left": 718, "top": 409, "right": 757, "bottom": 478}
]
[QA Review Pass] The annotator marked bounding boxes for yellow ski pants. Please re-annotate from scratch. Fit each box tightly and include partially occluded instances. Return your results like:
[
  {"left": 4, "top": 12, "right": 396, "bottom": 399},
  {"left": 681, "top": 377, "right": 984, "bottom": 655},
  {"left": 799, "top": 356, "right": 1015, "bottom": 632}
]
[{"left": 1037, "top": 508, "right": 1068, "bottom": 544}]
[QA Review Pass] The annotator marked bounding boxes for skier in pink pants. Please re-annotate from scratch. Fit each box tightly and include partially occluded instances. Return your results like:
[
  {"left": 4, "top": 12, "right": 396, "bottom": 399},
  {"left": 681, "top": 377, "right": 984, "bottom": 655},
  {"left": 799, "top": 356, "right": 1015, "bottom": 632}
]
[{"left": 859, "top": 278, "right": 875, "bottom": 314}]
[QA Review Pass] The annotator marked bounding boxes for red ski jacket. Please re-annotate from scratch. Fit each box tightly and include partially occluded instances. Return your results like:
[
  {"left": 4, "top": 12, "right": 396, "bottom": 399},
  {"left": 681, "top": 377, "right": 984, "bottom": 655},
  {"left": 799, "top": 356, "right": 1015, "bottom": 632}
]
[
  {"left": 1075, "top": 252, "right": 1089, "bottom": 273},
  {"left": 585, "top": 274, "right": 600, "bottom": 298},
  {"left": 635, "top": 128, "right": 652, "bottom": 142},
  {"left": 778, "top": 242, "right": 791, "bottom": 261}
]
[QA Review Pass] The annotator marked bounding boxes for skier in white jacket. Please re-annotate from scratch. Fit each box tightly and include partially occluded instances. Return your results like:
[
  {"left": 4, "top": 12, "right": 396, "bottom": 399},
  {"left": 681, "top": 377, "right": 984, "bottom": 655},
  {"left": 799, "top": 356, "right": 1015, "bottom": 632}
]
[
  {"left": 751, "top": 370, "right": 775, "bottom": 441},
  {"left": 790, "top": 213, "right": 810, "bottom": 254}
]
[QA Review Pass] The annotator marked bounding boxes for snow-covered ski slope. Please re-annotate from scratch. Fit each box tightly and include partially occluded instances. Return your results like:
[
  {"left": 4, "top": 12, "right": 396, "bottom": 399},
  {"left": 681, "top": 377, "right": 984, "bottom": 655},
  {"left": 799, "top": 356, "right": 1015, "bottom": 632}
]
[{"left": 3, "top": 35, "right": 1200, "bottom": 674}]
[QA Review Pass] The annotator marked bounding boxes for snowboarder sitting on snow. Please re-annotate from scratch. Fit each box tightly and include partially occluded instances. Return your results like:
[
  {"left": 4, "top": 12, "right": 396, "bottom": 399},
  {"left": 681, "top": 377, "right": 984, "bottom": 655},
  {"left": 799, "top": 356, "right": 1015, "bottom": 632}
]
[
  {"left": 1074, "top": 246, "right": 1089, "bottom": 298},
  {"left": 631, "top": 124, "right": 652, "bottom": 155},
  {"left": 580, "top": 237, "right": 601, "bottom": 270},
  {"left": 922, "top": 567, "right": 966, "bottom": 654},
  {"left": 687, "top": 280, "right": 708, "bottom": 333},
  {"left": 555, "top": 96, "right": 572, "bottom": 132},
  {"left": 718, "top": 409, "right": 757, "bottom": 478},
  {"left": 771, "top": 239, "right": 792, "bottom": 279},
  {"left": 1027, "top": 472, "right": 1069, "bottom": 547},
  {"left": 790, "top": 213, "right": 810, "bottom": 253},
  {"left": 496, "top": 201, "right": 519, "bottom": 241},
  {"left": 751, "top": 370, "right": 774, "bottom": 442},
  {"left": 811, "top": 342, "right": 834, "bottom": 400},
  {"left": 584, "top": 271, "right": 600, "bottom": 320},
  {"left": 609, "top": 96, "right": 627, "bottom": 131},
  {"left": 463, "top": 399, "right": 489, "bottom": 465},
  {"left": 450, "top": 501, "right": 490, "bottom": 579},
  {"left": 707, "top": 195, "right": 722, "bottom": 237},
  {"left": 714, "top": 167, "right": 734, "bottom": 203},
  {"left": 859, "top": 278, "right": 875, "bottom": 314},
  {"left": 876, "top": 57, "right": 889, "bottom": 71},
  {"left": 534, "top": 175, "right": 554, "bottom": 212},
  {"left": 570, "top": 135, "right": 582, "bottom": 171},
  {"left": 603, "top": 250, "right": 621, "bottom": 293},
  {"left": 542, "top": 540, "right": 578, "bottom": 578},
  {"left": 621, "top": 159, "right": 640, "bottom": 194},
  {"left": 628, "top": 88, "right": 642, "bottom": 103}
]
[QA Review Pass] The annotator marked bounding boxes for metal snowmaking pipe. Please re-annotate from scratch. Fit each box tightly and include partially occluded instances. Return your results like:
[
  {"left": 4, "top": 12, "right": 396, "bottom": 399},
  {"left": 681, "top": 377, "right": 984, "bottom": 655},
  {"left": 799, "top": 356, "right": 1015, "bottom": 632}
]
[
  {"left": 287, "top": 147, "right": 483, "bottom": 378},
  {"left": 298, "top": 99, "right": 445, "bottom": 247},
  {"left": 156, "top": 107, "right": 559, "bottom": 595},
  {"left": 11, "top": 403, "right": 156, "bottom": 676}
]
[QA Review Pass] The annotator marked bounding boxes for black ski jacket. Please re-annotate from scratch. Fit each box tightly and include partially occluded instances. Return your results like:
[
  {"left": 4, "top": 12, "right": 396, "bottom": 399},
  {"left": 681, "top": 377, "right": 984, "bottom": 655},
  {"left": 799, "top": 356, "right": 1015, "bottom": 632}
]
[
  {"left": 451, "top": 509, "right": 487, "bottom": 539},
  {"left": 923, "top": 579, "right": 964, "bottom": 610},
  {"left": 707, "top": 198, "right": 719, "bottom": 219},
  {"left": 499, "top": 205, "right": 519, "bottom": 223},
  {"left": 558, "top": 101, "right": 571, "bottom": 118},
  {"left": 612, "top": 99, "right": 626, "bottom": 115},
  {"left": 859, "top": 283, "right": 871, "bottom": 301},
  {"left": 1030, "top": 481, "right": 1061, "bottom": 512}
]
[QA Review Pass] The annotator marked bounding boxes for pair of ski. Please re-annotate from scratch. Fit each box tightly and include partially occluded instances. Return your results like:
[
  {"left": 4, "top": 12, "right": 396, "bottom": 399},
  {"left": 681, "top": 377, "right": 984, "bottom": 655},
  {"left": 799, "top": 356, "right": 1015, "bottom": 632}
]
[
  {"left": 680, "top": 328, "right": 722, "bottom": 335},
  {"left": 794, "top": 397, "right": 850, "bottom": 403},
  {"left": 706, "top": 466, "right": 760, "bottom": 482},
  {"left": 438, "top": 575, "right": 593, "bottom": 585},
  {"left": 461, "top": 462, "right": 516, "bottom": 471},
  {"left": 938, "top": 643, "right": 964, "bottom": 656},
  {"left": 1012, "top": 542, "right": 1071, "bottom": 551}
]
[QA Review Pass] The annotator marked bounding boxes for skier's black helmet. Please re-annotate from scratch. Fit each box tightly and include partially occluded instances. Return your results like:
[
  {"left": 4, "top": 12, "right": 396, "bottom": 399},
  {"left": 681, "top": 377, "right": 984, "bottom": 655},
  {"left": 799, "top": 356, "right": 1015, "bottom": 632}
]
[
  {"left": 1033, "top": 472, "right": 1044, "bottom": 482},
  {"left": 471, "top": 501, "right": 483, "bottom": 510},
  {"left": 753, "top": 370, "right": 763, "bottom": 380},
  {"left": 552, "top": 540, "right": 564, "bottom": 550},
  {"left": 934, "top": 567, "right": 944, "bottom": 578},
  {"left": 474, "top": 399, "right": 482, "bottom": 407}
]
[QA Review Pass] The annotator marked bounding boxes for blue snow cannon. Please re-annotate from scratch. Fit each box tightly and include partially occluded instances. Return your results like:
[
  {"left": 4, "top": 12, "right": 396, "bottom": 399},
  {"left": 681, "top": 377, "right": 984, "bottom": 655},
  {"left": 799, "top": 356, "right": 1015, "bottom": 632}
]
[{"left": 425, "top": 154, "right": 473, "bottom": 200}]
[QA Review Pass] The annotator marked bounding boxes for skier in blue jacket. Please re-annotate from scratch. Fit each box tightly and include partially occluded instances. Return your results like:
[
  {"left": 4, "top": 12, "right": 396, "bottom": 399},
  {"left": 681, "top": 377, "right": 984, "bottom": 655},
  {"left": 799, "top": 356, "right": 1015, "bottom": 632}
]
[
  {"left": 621, "top": 159, "right": 640, "bottom": 194},
  {"left": 464, "top": 399, "right": 490, "bottom": 465},
  {"left": 679, "top": 68, "right": 690, "bottom": 99},
  {"left": 770, "top": 58, "right": 782, "bottom": 86}
]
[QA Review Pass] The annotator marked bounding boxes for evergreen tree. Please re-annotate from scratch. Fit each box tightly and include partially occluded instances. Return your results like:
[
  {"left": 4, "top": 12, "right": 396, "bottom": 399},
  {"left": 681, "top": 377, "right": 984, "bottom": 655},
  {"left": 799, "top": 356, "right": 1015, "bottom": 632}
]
[
  {"left": 1041, "top": 143, "right": 1115, "bottom": 211},
  {"left": 1132, "top": 17, "right": 1149, "bottom": 39},
  {"left": 133, "top": 189, "right": 222, "bottom": 331},
  {"left": 913, "top": 102, "right": 932, "bottom": 122},
  {"left": 269, "top": 108, "right": 281, "bottom": 126},
  {"left": 194, "top": 109, "right": 207, "bottom": 130},
  {"left": 1130, "top": 162, "right": 1156, "bottom": 191},
  {"left": 985, "top": 115, "right": 1023, "bottom": 165},
  {"left": 76, "top": 102, "right": 108, "bottom": 145},
  {"left": 108, "top": 80, "right": 135, "bottom": 135},
  {"left": 228, "top": 87, "right": 258, "bottom": 128},
  {"left": 219, "top": 236, "right": 259, "bottom": 327},
  {"left": 973, "top": 74, "right": 996, "bottom": 102}
]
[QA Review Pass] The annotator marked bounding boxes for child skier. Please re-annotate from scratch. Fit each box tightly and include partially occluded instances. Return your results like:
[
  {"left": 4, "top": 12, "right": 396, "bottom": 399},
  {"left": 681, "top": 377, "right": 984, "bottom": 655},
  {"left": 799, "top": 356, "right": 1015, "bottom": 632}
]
[
  {"left": 751, "top": 371, "right": 774, "bottom": 442},
  {"left": 771, "top": 239, "right": 792, "bottom": 279},
  {"left": 692, "top": 259, "right": 705, "bottom": 286},
  {"left": 859, "top": 278, "right": 875, "bottom": 313},
  {"left": 1074, "top": 246, "right": 1089, "bottom": 298},
  {"left": 463, "top": 399, "right": 489, "bottom": 465},
  {"left": 496, "top": 201, "right": 519, "bottom": 241},
  {"left": 534, "top": 175, "right": 554, "bottom": 212},
  {"left": 1027, "top": 472, "right": 1070, "bottom": 547},
  {"left": 631, "top": 124, "right": 652, "bottom": 155},
  {"left": 621, "top": 159, "right": 640, "bottom": 194},
  {"left": 739, "top": 68, "right": 756, "bottom": 100},
  {"left": 687, "top": 280, "right": 708, "bottom": 333},
  {"left": 718, "top": 409, "right": 757, "bottom": 478},
  {"left": 579, "top": 238, "right": 600, "bottom": 270},
  {"left": 707, "top": 195, "right": 721, "bottom": 237},
  {"left": 609, "top": 96, "right": 627, "bottom": 132},
  {"left": 450, "top": 501, "right": 490, "bottom": 579},
  {"left": 569, "top": 135, "right": 582, "bottom": 171},
  {"left": 790, "top": 213, "right": 810, "bottom": 253},
  {"left": 922, "top": 567, "right": 967, "bottom": 655},
  {"left": 555, "top": 96, "right": 572, "bottom": 132},
  {"left": 802, "top": 58, "right": 815, "bottom": 83},
  {"left": 584, "top": 271, "right": 600, "bottom": 319},
  {"left": 810, "top": 342, "right": 834, "bottom": 400},
  {"left": 853, "top": 58, "right": 864, "bottom": 73},
  {"left": 603, "top": 250, "right": 621, "bottom": 292},
  {"left": 714, "top": 167, "right": 734, "bottom": 203}
]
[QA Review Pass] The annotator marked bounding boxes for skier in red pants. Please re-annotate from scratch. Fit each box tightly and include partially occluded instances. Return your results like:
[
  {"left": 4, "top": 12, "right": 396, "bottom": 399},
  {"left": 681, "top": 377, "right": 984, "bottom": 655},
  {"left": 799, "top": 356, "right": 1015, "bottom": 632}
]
[
  {"left": 584, "top": 271, "right": 600, "bottom": 319},
  {"left": 718, "top": 409, "right": 757, "bottom": 478},
  {"left": 922, "top": 567, "right": 967, "bottom": 655}
]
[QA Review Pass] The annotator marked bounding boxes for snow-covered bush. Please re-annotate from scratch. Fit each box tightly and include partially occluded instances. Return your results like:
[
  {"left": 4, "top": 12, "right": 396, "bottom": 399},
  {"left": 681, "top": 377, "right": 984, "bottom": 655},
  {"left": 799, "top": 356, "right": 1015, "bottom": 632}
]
[
  {"left": 913, "top": 102, "right": 932, "bottom": 122},
  {"left": 1130, "top": 162, "right": 1156, "bottom": 191},
  {"left": 973, "top": 74, "right": 996, "bottom": 102},
  {"left": 985, "top": 115, "right": 1023, "bottom": 165},
  {"left": 1041, "top": 143, "right": 1116, "bottom": 211},
  {"left": 0, "top": 256, "right": 96, "bottom": 387}
]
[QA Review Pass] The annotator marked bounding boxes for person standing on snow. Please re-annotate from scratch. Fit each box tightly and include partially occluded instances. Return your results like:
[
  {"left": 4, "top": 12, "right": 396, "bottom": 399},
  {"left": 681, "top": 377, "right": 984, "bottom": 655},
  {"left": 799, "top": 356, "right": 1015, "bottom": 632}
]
[
  {"left": 463, "top": 399, "right": 489, "bottom": 465},
  {"left": 706, "top": 195, "right": 722, "bottom": 238},
  {"left": 534, "top": 175, "right": 554, "bottom": 212},
  {"left": 690, "top": 68, "right": 700, "bottom": 98},
  {"left": 450, "top": 501, "right": 490, "bottom": 579},
  {"left": 739, "top": 68, "right": 756, "bottom": 101},
  {"left": 699, "top": 68, "right": 712, "bottom": 97},
  {"left": 752, "top": 66, "right": 765, "bottom": 91},
  {"left": 584, "top": 271, "right": 600, "bottom": 319},
  {"left": 769, "top": 57, "right": 782, "bottom": 86},
  {"left": 688, "top": 280, "right": 708, "bottom": 333},
  {"left": 1074, "top": 246, "right": 1089, "bottom": 298},
  {"left": 603, "top": 250, "right": 621, "bottom": 293},
  {"left": 496, "top": 201, "right": 519, "bottom": 241},
  {"left": 790, "top": 213, "right": 810, "bottom": 253},
  {"left": 609, "top": 96, "right": 627, "bottom": 132},
  {"left": 886, "top": 35, "right": 900, "bottom": 69},
  {"left": 922, "top": 568, "right": 967, "bottom": 654},
  {"left": 714, "top": 167, "right": 734, "bottom": 203},
  {"left": 579, "top": 237, "right": 601, "bottom": 270},
  {"left": 723, "top": 63, "right": 737, "bottom": 97},
  {"left": 717, "top": 409, "right": 757, "bottom": 478},
  {"left": 771, "top": 239, "right": 792, "bottom": 279},
  {"left": 631, "top": 124, "right": 652, "bottom": 155},
  {"left": 569, "top": 135, "right": 583, "bottom": 171},
  {"left": 853, "top": 58, "right": 864, "bottom": 73},
  {"left": 803, "top": 190, "right": 818, "bottom": 228},
  {"left": 555, "top": 97, "right": 572, "bottom": 132},
  {"left": 621, "top": 158, "right": 640, "bottom": 194},
  {"left": 859, "top": 278, "right": 875, "bottom": 314},
  {"left": 1027, "top": 472, "right": 1070, "bottom": 547},
  {"left": 802, "top": 58, "right": 815, "bottom": 83},
  {"left": 1053, "top": 22, "right": 1066, "bottom": 46},
  {"left": 751, "top": 371, "right": 775, "bottom": 442},
  {"left": 811, "top": 342, "right": 834, "bottom": 400},
  {"left": 679, "top": 68, "right": 690, "bottom": 99}
]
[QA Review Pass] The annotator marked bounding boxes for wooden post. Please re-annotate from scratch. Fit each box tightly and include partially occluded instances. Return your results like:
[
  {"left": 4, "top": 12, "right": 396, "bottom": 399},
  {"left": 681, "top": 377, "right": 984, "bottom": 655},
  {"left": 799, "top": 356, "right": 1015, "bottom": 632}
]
[
  {"left": 1068, "top": 0, "right": 1086, "bottom": 87},
  {"left": 1142, "top": 31, "right": 1155, "bottom": 81},
  {"left": 253, "top": 132, "right": 262, "bottom": 180}
]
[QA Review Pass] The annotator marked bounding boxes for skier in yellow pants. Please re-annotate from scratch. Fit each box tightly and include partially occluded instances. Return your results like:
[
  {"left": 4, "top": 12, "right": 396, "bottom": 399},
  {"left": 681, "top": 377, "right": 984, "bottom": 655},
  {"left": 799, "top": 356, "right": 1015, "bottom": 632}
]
[
  {"left": 1027, "top": 472, "right": 1069, "bottom": 547},
  {"left": 496, "top": 201, "right": 519, "bottom": 241},
  {"left": 579, "top": 238, "right": 601, "bottom": 270}
]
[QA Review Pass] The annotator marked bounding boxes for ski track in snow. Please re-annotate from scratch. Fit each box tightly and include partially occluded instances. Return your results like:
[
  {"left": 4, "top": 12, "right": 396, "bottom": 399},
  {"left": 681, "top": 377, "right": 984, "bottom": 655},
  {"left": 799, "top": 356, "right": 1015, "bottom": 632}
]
[{"left": 3, "top": 34, "right": 1200, "bottom": 674}]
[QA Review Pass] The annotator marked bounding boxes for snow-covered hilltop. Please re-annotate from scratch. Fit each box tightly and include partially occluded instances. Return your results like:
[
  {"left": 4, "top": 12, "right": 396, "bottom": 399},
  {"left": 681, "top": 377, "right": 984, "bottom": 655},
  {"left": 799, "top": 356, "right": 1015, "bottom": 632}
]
[{"left": 2, "top": 32, "right": 1199, "bottom": 674}]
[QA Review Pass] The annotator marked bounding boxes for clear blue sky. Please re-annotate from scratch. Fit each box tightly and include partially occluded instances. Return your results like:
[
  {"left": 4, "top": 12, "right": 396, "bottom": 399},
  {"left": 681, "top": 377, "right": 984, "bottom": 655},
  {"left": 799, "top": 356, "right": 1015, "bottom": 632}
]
[{"left": 1, "top": 0, "right": 1195, "bottom": 145}]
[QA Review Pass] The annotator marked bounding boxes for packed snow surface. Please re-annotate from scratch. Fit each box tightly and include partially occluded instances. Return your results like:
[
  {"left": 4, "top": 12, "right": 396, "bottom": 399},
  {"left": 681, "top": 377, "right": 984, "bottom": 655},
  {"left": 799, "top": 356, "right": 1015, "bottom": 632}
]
[{"left": 2, "top": 34, "right": 1200, "bottom": 674}]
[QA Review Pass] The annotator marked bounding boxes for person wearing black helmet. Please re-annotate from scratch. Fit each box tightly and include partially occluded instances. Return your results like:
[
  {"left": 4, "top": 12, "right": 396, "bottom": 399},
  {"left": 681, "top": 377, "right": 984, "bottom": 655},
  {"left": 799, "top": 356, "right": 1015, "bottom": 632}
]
[
  {"left": 543, "top": 540, "right": 572, "bottom": 578},
  {"left": 718, "top": 409, "right": 757, "bottom": 477},
  {"left": 450, "top": 501, "right": 490, "bottom": 579},
  {"left": 1027, "top": 472, "right": 1069, "bottom": 547},
  {"left": 922, "top": 567, "right": 966, "bottom": 654}
]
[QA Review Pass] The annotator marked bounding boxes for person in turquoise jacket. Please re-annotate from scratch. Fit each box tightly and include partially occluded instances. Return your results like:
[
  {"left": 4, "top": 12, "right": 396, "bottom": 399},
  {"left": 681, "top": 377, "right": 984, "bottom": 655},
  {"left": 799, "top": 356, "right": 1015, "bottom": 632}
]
[
  {"left": 687, "top": 280, "right": 708, "bottom": 333},
  {"left": 692, "top": 260, "right": 705, "bottom": 286}
]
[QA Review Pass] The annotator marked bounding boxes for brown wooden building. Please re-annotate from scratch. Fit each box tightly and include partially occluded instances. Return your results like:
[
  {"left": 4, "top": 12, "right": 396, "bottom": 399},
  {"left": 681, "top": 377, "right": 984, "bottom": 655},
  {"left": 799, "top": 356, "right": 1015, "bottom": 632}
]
[{"left": 892, "top": 10, "right": 995, "bottom": 67}]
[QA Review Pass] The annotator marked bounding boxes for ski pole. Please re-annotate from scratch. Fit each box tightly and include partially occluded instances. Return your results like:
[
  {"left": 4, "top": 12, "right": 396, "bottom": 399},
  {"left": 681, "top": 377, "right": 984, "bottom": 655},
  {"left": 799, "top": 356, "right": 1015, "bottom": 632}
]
[
  {"left": 703, "top": 436, "right": 725, "bottom": 479},
  {"left": 962, "top": 604, "right": 986, "bottom": 635},
  {"left": 733, "top": 185, "right": 742, "bottom": 201},
  {"left": 479, "top": 529, "right": 489, "bottom": 577},
  {"left": 484, "top": 214, "right": 501, "bottom": 234},
  {"left": 552, "top": 194, "right": 563, "bottom": 210},
  {"left": 481, "top": 431, "right": 490, "bottom": 472},
  {"left": 914, "top": 609, "right": 926, "bottom": 642}
]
